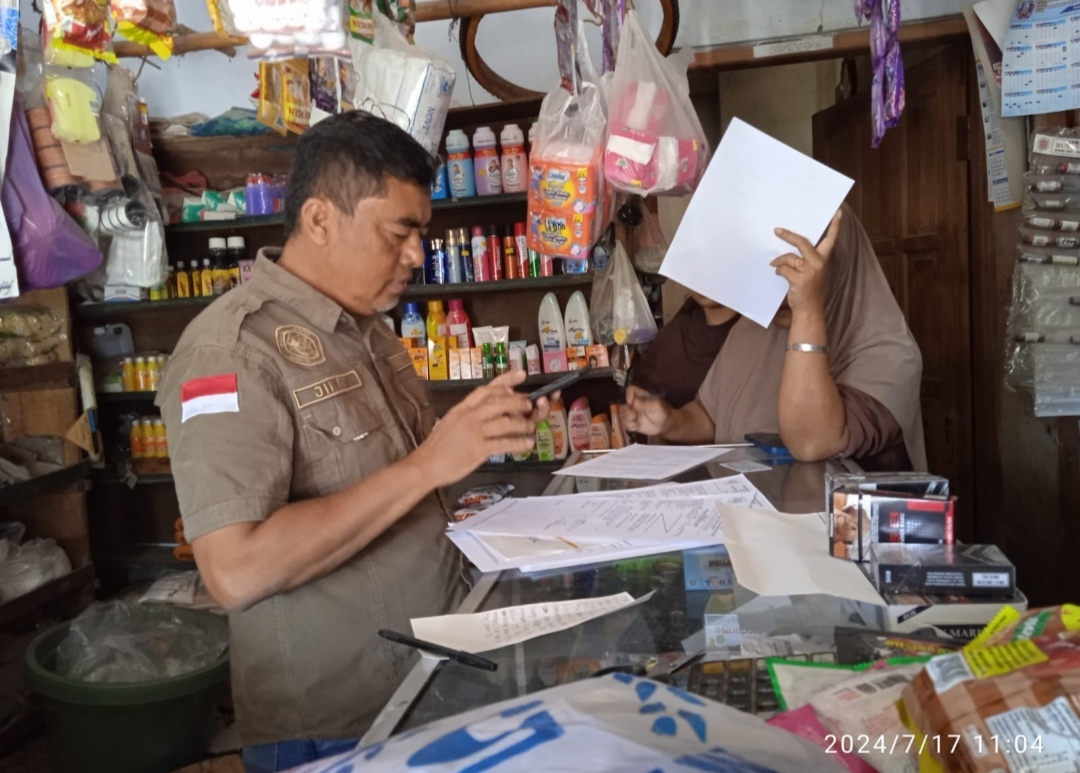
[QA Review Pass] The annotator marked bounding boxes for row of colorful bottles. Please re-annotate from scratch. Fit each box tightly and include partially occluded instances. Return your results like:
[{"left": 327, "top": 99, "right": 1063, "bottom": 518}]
[
  {"left": 425, "top": 224, "right": 557, "bottom": 284},
  {"left": 173, "top": 237, "right": 253, "bottom": 299},
  {"left": 433, "top": 124, "right": 533, "bottom": 200},
  {"left": 121, "top": 354, "right": 168, "bottom": 392},
  {"left": 130, "top": 417, "right": 169, "bottom": 459}
]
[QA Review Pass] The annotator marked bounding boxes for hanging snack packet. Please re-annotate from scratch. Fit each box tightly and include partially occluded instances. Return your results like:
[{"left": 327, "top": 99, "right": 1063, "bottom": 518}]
[
  {"left": 257, "top": 62, "right": 287, "bottom": 136},
  {"left": 42, "top": 0, "right": 117, "bottom": 63},
  {"left": 308, "top": 56, "right": 339, "bottom": 119},
  {"left": 110, "top": 0, "right": 177, "bottom": 60},
  {"left": 208, "top": 0, "right": 349, "bottom": 61},
  {"left": 281, "top": 59, "right": 312, "bottom": 134}
]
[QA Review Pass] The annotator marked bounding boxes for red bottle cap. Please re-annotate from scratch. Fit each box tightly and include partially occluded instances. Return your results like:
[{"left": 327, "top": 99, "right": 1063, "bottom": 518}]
[
  {"left": 514, "top": 222, "right": 526, "bottom": 237},
  {"left": 472, "top": 225, "right": 486, "bottom": 237},
  {"left": 449, "top": 299, "right": 464, "bottom": 312}
]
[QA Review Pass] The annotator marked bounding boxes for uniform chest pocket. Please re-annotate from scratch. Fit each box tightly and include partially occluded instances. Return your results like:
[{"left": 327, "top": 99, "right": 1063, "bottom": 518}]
[{"left": 294, "top": 373, "right": 393, "bottom": 496}]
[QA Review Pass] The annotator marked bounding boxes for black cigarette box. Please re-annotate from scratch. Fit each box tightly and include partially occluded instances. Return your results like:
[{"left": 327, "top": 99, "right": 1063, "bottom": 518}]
[{"left": 871, "top": 543, "right": 1016, "bottom": 597}]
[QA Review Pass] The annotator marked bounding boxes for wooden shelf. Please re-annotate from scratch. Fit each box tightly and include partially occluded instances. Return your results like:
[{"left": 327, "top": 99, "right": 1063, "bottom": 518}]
[
  {"left": 97, "top": 391, "right": 159, "bottom": 403},
  {"left": 73, "top": 271, "right": 590, "bottom": 320},
  {"left": 165, "top": 192, "right": 528, "bottom": 234},
  {"left": 428, "top": 367, "right": 614, "bottom": 391},
  {"left": 0, "top": 563, "right": 95, "bottom": 628},
  {"left": 0, "top": 361, "right": 78, "bottom": 392},
  {"left": 0, "top": 459, "right": 93, "bottom": 507}
]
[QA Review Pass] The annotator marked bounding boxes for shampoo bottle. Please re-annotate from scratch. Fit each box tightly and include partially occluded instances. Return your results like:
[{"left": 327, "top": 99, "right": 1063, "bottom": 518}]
[
  {"left": 426, "top": 300, "right": 447, "bottom": 342},
  {"left": 473, "top": 126, "right": 502, "bottom": 196},
  {"left": 500, "top": 124, "right": 528, "bottom": 193},
  {"left": 563, "top": 290, "right": 592, "bottom": 348},
  {"left": 535, "top": 420, "right": 555, "bottom": 462},
  {"left": 446, "top": 299, "right": 472, "bottom": 350},
  {"left": 401, "top": 302, "right": 426, "bottom": 348},
  {"left": 445, "top": 130, "right": 476, "bottom": 198},
  {"left": 568, "top": 397, "right": 592, "bottom": 452},
  {"left": 538, "top": 292, "right": 567, "bottom": 352},
  {"left": 549, "top": 398, "right": 569, "bottom": 459}
]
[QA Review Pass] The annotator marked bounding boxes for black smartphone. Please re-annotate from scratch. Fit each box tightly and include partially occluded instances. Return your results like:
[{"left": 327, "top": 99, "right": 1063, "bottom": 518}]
[
  {"left": 526, "top": 366, "right": 590, "bottom": 402},
  {"left": 744, "top": 432, "right": 790, "bottom": 456}
]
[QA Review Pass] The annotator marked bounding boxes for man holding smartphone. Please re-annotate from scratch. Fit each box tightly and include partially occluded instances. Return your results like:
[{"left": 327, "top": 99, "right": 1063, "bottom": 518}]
[{"left": 158, "top": 113, "right": 552, "bottom": 772}]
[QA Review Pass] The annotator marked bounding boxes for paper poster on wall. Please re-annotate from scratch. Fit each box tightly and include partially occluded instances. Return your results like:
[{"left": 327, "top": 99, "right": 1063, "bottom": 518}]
[{"left": 1001, "top": 0, "right": 1080, "bottom": 117}]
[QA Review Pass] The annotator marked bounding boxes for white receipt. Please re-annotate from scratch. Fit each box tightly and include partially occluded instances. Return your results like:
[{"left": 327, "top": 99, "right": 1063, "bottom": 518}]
[
  {"left": 411, "top": 592, "right": 651, "bottom": 654},
  {"left": 659, "top": 118, "right": 853, "bottom": 328},
  {"left": 553, "top": 444, "right": 729, "bottom": 481}
]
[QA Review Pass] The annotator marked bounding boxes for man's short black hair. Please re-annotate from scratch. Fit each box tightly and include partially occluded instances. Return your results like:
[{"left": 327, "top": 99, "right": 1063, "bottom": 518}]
[{"left": 283, "top": 111, "right": 437, "bottom": 240}]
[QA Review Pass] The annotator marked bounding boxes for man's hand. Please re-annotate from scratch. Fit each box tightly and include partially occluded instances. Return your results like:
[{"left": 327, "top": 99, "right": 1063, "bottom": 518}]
[
  {"left": 770, "top": 209, "right": 842, "bottom": 317},
  {"left": 417, "top": 371, "right": 543, "bottom": 487},
  {"left": 622, "top": 386, "right": 672, "bottom": 437}
]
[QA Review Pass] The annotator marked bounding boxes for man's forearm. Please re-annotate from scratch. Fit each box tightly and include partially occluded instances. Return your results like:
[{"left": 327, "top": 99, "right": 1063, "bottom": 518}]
[
  {"left": 194, "top": 452, "right": 435, "bottom": 611},
  {"left": 778, "top": 309, "right": 848, "bottom": 460},
  {"left": 661, "top": 400, "right": 716, "bottom": 445}
]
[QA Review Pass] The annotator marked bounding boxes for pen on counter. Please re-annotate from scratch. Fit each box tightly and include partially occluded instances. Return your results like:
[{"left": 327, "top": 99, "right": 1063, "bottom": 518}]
[{"left": 377, "top": 629, "right": 498, "bottom": 672}]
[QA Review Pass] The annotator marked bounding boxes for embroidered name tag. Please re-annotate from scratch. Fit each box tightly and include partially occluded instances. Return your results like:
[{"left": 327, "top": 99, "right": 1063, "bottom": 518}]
[{"left": 293, "top": 370, "right": 362, "bottom": 410}]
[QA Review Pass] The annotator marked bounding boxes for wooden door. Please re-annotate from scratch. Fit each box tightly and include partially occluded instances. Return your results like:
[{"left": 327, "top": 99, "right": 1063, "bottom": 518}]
[{"left": 813, "top": 44, "right": 974, "bottom": 540}]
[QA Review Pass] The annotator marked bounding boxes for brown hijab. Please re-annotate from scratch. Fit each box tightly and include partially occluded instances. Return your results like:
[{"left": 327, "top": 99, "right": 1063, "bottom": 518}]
[{"left": 697, "top": 204, "right": 927, "bottom": 471}]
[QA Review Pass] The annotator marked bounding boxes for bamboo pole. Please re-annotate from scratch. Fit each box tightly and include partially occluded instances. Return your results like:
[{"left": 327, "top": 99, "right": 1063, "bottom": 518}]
[
  {"left": 415, "top": 0, "right": 557, "bottom": 23},
  {"left": 114, "top": 31, "right": 247, "bottom": 59}
]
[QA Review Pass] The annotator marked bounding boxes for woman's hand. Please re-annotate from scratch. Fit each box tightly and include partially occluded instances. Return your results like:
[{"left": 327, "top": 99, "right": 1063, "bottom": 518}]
[
  {"left": 622, "top": 386, "right": 673, "bottom": 437},
  {"left": 770, "top": 210, "right": 843, "bottom": 316}
]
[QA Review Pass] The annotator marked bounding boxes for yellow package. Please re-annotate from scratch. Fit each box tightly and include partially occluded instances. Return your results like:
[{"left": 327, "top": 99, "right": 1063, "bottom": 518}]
[
  {"left": 257, "top": 62, "right": 287, "bottom": 136},
  {"left": 428, "top": 337, "right": 447, "bottom": 381},
  {"left": 528, "top": 210, "right": 597, "bottom": 260},
  {"left": 409, "top": 347, "right": 428, "bottom": 380},
  {"left": 281, "top": 59, "right": 311, "bottom": 135},
  {"left": 42, "top": 0, "right": 117, "bottom": 63},
  {"left": 531, "top": 160, "right": 600, "bottom": 214},
  {"left": 45, "top": 76, "right": 101, "bottom": 143},
  {"left": 111, "top": 0, "right": 177, "bottom": 60}
]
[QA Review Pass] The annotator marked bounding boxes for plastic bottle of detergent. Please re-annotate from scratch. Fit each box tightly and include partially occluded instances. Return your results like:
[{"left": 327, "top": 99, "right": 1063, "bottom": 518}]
[
  {"left": 473, "top": 127, "right": 502, "bottom": 196},
  {"left": 426, "top": 300, "right": 447, "bottom": 343},
  {"left": 500, "top": 124, "right": 528, "bottom": 193},
  {"left": 538, "top": 292, "right": 566, "bottom": 352},
  {"left": 563, "top": 290, "right": 591, "bottom": 348},
  {"left": 401, "top": 302, "right": 426, "bottom": 348},
  {"left": 445, "top": 130, "right": 476, "bottom": 198},
  {"left": 446, "top": 299, "right": 472, "bottom": 350}
]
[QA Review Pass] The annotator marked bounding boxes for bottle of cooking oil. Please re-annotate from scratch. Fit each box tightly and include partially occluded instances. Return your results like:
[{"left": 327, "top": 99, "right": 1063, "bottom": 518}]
[
  {"left": 122, "top": 357, "right": 137, "bottom": 392},
  {"left": 152, "top": 418, "right": 168, "bottom": 458},
  {"left": 130, "top": 419, "right": 146, "bottom": 459},
  {"left": 146, "top": 356, "right": 161, "bottom": 392}
]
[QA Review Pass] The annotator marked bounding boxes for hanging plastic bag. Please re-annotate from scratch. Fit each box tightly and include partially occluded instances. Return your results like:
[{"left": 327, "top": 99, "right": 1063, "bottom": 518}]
[
  {"left": 633, "top": 198, "right": 669, "bottom": 273},
  {"left": 604, "top": 10, "right": 709, "bottom": 196},
  {"left": 208, "top": 0, "right": 349, "bottom": 61},
  {"left": 3, "top": 102, "right": 103, "bottom": 291},
  {"left": 0, "top": 538, "right": 72, "bottom": 602},
  {"left": 42, "top": 0, "right": 117, "bottom": 64},
  {"left": 109, "top": 0, "right": 177, "bottom": 60},
  {"left": 354, "top": 13, "right": 455, "bottom": 155},
  {"left": 591, "top": 240, "right": 657, "bottom": 346}
]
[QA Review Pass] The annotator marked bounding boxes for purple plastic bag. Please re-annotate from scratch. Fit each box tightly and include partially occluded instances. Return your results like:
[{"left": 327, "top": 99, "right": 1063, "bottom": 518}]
[
  {"left": 855, "top": 0, "right": 905, "bottom": 147},
  {"left": 2, "top": 100, "right": 103, "bottom": 291}
]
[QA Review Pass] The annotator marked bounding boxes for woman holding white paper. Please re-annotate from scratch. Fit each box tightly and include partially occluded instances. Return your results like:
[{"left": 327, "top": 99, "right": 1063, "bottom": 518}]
[{"left": 622, "top": 205, "right": 926, "bottom": 471}]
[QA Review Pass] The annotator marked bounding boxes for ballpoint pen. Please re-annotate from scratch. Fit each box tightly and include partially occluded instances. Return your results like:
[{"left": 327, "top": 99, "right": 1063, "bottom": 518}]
[{"left": 378, "top": 629, "right": 499, "bottom": 672}]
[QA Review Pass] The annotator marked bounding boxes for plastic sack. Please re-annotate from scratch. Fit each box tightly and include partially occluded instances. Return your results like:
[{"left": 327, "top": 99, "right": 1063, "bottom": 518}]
[
  {"left": 353, "top": 13, "right": 455, "bottom": 156},
  {"left": 42, "top": 0, "right": 116, "bottom": 64},
  {"left": 110, "top": 0, "right": 176, "bottom": 59},
  {"left": 590, "top": 241, "right": 657, "bottom": 346},
  {"left": 3, "top": 103, "right": 103, "bottom": 291},
  {"left": 286, "top": 674, "right": 844, "bottom": 773},
  {"left": 0, "top": 306, "right": 67, "bottom": 366},
  {"left": 209, "top": 0, "right": 349, "bottom": 61},
  {"left": 603, "top": 11, "right": 708, "bottom": 196},
  {"left": 56, "top": 601, "right": 228, "bottom": 683},
  {"left": 633, "top": 199, "right": 669, "bottom": 273},
  {"left": 0, "top": 538, "right": 72, "bottom": 602}
]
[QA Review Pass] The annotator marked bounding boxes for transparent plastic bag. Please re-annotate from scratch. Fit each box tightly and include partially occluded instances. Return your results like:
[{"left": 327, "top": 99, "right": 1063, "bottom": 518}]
[
  {"left": 0, "top": 538, "right": 72, "bottom": 602},
  {"left": 590, "top": 241, "right": 657, "bottom": 346},
  {"left": 209, "top": 0, "right": 349, "bottom": 61},
  {"left": 3, "top": 103, "right": 103, "bottom": 291},
  {"left": 56, "top": 601, "right": 228, "bottom": 683},
  {"left": 42, "top": 0, "right": 116, "bottom": 64},
  {"left": 633, "top": 199, "right": 669, "bottom": 273},
  {"left": 603, "top": 10, "right": 709, "bottom": 196},
  {"left": 109, "top": 0, "right": 176, "bottom": 60}
]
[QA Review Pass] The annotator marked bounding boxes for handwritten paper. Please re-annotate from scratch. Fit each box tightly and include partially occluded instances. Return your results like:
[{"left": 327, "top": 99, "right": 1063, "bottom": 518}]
[
  {"left": 410, "top": 592, "right": 651, "bottom": 654},
  {"left": 659, "top": 118, "right": 853, "bottom": 328},
  {"left": 454, "top": 496, "right": 725, "bottom": 544},
  {"left": 553, "top": 444, "right": 728, "bottom": 481},
  {"left": 559, "top": 474, "right": 774, "bottom": 510}
]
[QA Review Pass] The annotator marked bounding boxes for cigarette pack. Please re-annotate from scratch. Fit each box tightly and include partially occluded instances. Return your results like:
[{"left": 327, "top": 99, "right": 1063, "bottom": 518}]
[
  {"left": 832, "top": 487, "right": 955, "bottom": 563},
  {"left": 871, "top": 544, "right": 1015, "bottom": 598},
  {"left": 826, "top": 466, "right": 950, "bottom": 560},
  {"left": 448, "top": 349, "right": 462, "bottom": 380}
]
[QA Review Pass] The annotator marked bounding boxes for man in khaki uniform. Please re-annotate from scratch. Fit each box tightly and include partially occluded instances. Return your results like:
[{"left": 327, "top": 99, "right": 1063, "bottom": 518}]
[{"left": 157, "top": 113, "right": 548, "bottom": 773}]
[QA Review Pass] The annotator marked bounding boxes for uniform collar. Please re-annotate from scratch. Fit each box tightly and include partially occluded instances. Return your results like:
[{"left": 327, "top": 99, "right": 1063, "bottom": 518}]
[{"left": 253, "top": 248, "right": 347, "bottom": 334}]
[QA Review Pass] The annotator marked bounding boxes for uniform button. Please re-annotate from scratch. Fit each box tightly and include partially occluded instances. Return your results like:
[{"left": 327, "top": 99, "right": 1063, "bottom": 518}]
[{"left": 332, "top": 426, "right": 342, "bottom": 437}]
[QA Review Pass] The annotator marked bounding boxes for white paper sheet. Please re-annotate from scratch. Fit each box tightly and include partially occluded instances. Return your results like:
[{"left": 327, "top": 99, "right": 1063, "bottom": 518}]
[
  {"left": 552, "top": 444, "right": 728, "bottom": 481},
  {"left": 659, "top": 118, "right": 853, "bottom": 328},
  {"left": 549, "top": 474, "right": 774, "bottom": 510},
  {"left": 454, "top": 496, "right": 725, "bottom": 544},
  {"left": 410, "top": 592, "right": 651, "bottom": 654},
  {"left": 719, "top": 505, "right": 884, "bottom": 606}
]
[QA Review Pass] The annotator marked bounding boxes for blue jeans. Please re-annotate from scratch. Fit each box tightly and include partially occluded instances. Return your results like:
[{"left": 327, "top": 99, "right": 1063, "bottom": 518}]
[{"left": 242, "top": 738, "right": 359, "bottom": 773}]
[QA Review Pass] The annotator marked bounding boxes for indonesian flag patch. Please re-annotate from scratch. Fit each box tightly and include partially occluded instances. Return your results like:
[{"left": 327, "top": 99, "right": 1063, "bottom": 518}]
[{"left": 181, "top": 374, "right": 239, "bottom": 423}]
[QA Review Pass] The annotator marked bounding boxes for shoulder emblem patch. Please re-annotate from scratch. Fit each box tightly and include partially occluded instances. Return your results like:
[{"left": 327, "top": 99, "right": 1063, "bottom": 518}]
[{"left": 275, "top": 325, "right": 325, "bottom": 366}]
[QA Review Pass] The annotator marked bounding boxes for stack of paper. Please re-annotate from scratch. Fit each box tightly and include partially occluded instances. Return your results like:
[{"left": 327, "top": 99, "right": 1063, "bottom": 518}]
[{"left": 447, "top": 474, "right": 774, "bottom": 574}]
